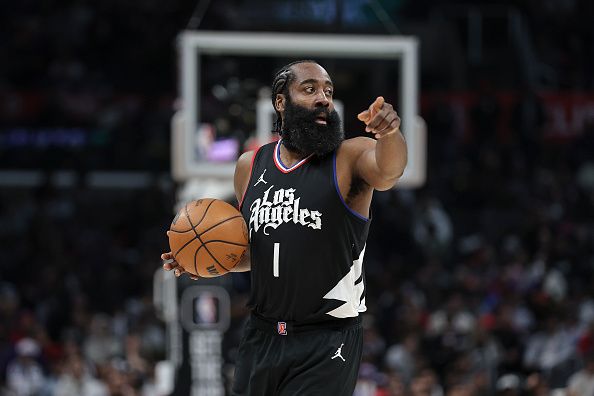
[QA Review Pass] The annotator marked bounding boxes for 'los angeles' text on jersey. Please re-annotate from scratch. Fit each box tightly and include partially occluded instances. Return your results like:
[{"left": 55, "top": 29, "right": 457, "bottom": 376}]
[{"left": 249, "top": 185, "right": 322, "bottom": 236}]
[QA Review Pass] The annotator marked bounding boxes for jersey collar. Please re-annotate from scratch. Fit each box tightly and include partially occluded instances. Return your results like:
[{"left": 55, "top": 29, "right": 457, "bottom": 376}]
[{"left": 273, "top": 139, "right": 313, "bottom": 173}]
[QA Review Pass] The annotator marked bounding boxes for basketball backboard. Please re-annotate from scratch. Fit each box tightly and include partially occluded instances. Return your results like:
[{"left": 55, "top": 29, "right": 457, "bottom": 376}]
[{"left": 173, "top": 31, "right": 425, "bottom": 188}]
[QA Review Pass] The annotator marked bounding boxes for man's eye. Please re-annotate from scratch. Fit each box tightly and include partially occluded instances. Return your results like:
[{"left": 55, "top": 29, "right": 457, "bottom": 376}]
[
  {"left": 325, "top": 89, "right": 333, "bottom": 96},
  {"left": 305, "top": 87, "right": 314, "bottom": 93}
]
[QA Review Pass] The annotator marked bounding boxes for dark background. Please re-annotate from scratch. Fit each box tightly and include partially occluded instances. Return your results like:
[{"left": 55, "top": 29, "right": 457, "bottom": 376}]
[{"left": 1, "top": 0, "right": 594, "bottom": 395}]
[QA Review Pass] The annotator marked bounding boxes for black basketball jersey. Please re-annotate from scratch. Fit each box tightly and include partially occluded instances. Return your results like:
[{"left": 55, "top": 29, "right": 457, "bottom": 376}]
[{"left": 239, "top": 139, "right": 371, "bottom": 324}]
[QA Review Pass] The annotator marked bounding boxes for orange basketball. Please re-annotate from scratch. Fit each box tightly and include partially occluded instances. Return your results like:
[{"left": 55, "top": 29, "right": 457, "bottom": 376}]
[{"left": 168, "top": 198, "right": 248, "bottom": 277}]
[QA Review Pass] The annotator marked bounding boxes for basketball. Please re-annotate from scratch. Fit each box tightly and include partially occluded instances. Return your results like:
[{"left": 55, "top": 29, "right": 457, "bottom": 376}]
[{"left": 168, "top": 198, "right": 248, "bottom": 277}]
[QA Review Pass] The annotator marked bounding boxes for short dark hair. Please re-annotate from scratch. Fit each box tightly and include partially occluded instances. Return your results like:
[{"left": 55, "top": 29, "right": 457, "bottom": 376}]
[{"left": 270, "top": 60, "right": 318, "bottom": 134}]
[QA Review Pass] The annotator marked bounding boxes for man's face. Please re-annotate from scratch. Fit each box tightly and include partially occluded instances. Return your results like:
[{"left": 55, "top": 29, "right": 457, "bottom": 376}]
[{"left": 277, "top": 63, "right": 344, "bottom": 157}]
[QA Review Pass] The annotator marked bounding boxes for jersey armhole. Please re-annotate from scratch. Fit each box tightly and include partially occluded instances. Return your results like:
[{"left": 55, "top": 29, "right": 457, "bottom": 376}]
[
  {"left": 332, "top": 151, "right": 370, "bottom": 222},
  {"left": 238, "top": 146, "right": 262, "bottom": 211}
]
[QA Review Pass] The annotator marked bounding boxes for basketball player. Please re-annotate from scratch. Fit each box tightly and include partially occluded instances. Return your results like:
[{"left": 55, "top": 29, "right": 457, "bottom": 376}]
[{"left": 162, "top": 60, "right": 407, "bottom": 395}]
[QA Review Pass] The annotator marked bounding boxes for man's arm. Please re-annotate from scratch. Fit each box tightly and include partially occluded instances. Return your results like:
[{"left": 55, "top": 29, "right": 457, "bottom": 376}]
[
  {"left": 352, "top": 96, "right": 408, "bottom": 191},
  {"left": 234, "top": 150, "right": 255, "bottom": 206},
  {"left": 231, "top": 150, "right": 255, "bottom": 272}
]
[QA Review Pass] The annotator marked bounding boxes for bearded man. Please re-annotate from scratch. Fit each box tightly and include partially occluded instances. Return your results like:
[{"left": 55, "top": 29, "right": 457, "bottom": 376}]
[{"left": 163, "top": 60, "right": 407, "bottom": 395}]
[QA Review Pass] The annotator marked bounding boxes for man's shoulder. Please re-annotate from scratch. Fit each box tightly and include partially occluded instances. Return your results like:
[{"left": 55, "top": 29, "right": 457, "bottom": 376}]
[
  {"left": 338, "top": 136, "right": 376, "bottom": 157},
  {"left": 236, "top": 150, "right": 255, "bottom": 169},
  {"left": 236, "top": 142, "right": 273, "bottom": 166}
]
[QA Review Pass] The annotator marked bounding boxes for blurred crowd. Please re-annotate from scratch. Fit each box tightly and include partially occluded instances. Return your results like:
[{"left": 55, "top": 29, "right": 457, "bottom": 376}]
[
  {"left": 351, "top": 89, "right": 594, "bottom": 395},
  {"left": 0, "top": 186, "right": 175, "bottom": 395},
  {"left": 1, "top": 95, "right": 593, "bottom": 396},
  {"left": 2, "top": 0, "right": 594, "bottom": 396}
]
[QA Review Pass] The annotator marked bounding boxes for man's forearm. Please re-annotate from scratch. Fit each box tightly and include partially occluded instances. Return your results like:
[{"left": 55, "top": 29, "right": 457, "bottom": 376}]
[{"left": 375, "top": 129, "right": 407, "bottom": 180}]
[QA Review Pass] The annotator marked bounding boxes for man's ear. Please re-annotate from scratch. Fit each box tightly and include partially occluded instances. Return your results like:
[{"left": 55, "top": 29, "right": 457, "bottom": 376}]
[{"left": 275, "top": 94, "right": 286, "bottom": 112}]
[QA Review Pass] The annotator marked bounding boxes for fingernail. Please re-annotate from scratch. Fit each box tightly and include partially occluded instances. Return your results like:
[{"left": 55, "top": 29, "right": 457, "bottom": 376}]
[{"left": 175, "top": 269, "right": 180, "bottom": 276}]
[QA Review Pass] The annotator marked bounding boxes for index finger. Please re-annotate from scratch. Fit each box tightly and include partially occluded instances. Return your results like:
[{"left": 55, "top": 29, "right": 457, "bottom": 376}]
[
  {"left": 364, "top": 97, "right": 385, "bottom": 126},
  {"left": 371, "top": 96, "right": 384, "bottom": 112}
]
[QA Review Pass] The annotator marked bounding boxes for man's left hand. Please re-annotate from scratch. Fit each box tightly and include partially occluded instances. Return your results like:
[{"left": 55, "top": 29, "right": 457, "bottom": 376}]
[{"left": 357, "top": 96, "right": 401, "bottom": 139}]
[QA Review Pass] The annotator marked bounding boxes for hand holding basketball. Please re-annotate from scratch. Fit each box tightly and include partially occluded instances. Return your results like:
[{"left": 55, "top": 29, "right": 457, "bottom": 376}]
[
  {"left": 161, "top": 250, "right": 199, "bottom": 280},
  {"left": 166, "top": 198, "right": 248, "bottom": 278}
]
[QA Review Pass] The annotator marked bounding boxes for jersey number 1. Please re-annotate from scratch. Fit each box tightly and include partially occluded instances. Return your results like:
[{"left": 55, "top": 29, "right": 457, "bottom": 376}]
[{"left": 273, "top": 243, "right": 280, "bottom": 277}]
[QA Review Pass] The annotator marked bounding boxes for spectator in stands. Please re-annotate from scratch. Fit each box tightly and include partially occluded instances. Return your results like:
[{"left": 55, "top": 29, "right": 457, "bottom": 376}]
[
  {"left": 4, "top": 338, "right": 45, "bottom": 396},
  {"left": 83, "top": 314, "right": 122, "bottom": 366},
  {"left": 384, "top": 332, "right": 420, "bottom": 383},
  {"left": 567, "top": 352, "right": 594, "bottom": 396},
  {"left": 495, "top": 373, "right": 521, "bottom": 396},
  {"left": 523, "top": 315, "right": 575, "bottom": 374},
  {"left": 52, "top": 353, "right": 108, "bottom": 396}
]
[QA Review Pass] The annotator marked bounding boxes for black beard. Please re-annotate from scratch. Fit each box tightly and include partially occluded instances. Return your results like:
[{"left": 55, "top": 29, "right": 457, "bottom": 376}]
[{"left": 281, "top": 98, "right": 344, "bottom": 157}]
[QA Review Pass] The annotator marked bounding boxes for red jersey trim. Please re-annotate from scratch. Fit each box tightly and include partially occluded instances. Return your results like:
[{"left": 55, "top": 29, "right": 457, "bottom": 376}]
[{"left": 273, "top": 139, "right": 313, "bottom": 174}]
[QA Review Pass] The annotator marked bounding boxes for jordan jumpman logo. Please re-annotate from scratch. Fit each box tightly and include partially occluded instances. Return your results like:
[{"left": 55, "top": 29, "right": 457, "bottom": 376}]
[
  {"left": 331, "top": 343, "right": 346, "bottom": 362},
  {"left": 254, "top": 169, "right": 268, "bottom": 186}
]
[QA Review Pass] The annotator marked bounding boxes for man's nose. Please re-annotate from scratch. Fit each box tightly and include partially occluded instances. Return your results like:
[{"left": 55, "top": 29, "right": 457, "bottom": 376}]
[{"left": 315, "top": 91, "right": 330, "bottom": 107}]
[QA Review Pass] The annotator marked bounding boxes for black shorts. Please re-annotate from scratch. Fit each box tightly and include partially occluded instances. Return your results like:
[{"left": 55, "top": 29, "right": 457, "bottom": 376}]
[{"left": 231, "top": 314, "right": 363, "bottom": 396}]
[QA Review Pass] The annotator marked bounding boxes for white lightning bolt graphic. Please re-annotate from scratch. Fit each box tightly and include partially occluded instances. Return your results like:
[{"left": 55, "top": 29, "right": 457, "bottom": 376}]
[{"left": 323, "top": 245, "right": 367, "bottom": 318}]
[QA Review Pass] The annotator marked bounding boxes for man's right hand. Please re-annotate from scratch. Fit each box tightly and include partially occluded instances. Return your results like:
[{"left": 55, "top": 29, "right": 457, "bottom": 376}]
[{"left": 161, "top": 251, "right": 199, "bottom": 280}]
